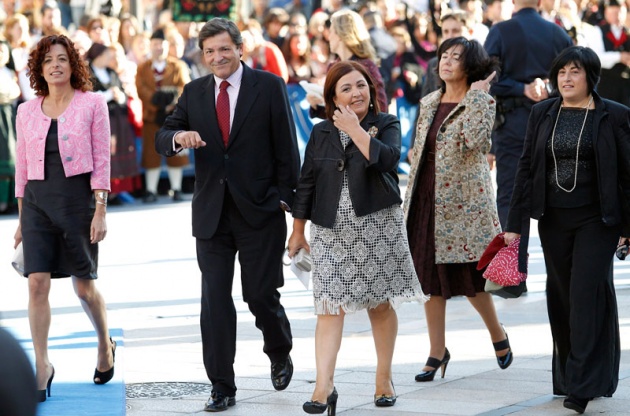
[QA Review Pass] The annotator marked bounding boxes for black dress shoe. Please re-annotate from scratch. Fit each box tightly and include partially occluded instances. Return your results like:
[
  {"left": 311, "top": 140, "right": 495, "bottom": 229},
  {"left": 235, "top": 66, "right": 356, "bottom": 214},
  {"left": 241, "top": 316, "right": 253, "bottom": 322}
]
[
  {"left": 37, "top": 365, "right": 55, "bottom": 402},
  {"left": 271, "top": 355, "right": 293, "bottom": 391},
  {"left": 374, "top": 381, "right": 397, "bottom": 407},
  {"left": 204, "top": 391, "right": 236, "bottom": 412},
  {"left": 303, "top": 387, "right": 337, "bottom": 415},
  {"left": 563, "top": 395, "right": 590, "bottom": 414},
  {"left": 493, "top": 324, "right": 513, "bottom": 370},
  {"left": 415, "top": 348, "right": 450, "bottom": 382},
  {"left": 93, "top": 337, "right": 116, "bottom": 385}
]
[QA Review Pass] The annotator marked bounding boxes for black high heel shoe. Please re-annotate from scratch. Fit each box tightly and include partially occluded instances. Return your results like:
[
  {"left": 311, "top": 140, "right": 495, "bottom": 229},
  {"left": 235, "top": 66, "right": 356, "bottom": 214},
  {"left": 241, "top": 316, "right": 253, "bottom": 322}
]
[
  {"left": 493, "top": 325, "right": 513, "bottom": 370},
  {"left": 374, "top": 381, "right": 397, "bottom": 407},
  {"left": 94, "top": 337, "right": 116, "bottom": 385},
  {"left": 37, "top": 365, "right": 55, "bottom": 403},
  {"left": 303, "top": 387, "right": 338, "bottom": 415},
  {"left": 415, "top": 348, "right": 450, "bottom": 382}
]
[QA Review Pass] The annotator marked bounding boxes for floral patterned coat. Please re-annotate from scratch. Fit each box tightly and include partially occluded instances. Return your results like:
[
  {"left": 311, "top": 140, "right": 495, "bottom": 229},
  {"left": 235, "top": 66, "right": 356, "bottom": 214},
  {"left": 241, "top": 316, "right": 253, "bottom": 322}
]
[{"left": 403, "top": 88, "right": 501, "bottom": 264}]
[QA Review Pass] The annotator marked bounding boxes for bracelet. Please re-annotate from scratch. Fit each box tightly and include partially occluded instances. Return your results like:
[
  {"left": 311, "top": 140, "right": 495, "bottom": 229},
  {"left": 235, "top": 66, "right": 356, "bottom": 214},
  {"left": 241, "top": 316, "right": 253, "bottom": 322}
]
[{"left": 95, "top": 191, "right": 108, "bottom": 207}]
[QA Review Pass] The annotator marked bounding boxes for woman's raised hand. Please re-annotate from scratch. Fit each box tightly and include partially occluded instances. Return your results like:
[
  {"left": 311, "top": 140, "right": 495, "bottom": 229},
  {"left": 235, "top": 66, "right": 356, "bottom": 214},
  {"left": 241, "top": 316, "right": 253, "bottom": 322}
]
[
  {"left": 332, "top": 105, "right": 360, "bottom": 133},
  {"left": 470, "top": 71, "right": 496, "bottom": 92}
]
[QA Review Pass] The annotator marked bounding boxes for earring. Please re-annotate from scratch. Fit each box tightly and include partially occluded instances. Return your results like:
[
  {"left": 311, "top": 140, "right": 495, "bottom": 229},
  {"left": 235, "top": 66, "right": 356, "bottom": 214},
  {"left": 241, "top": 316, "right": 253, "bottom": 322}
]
[{"left": 369, "top": 103, "right": 374, "bottom": 109}]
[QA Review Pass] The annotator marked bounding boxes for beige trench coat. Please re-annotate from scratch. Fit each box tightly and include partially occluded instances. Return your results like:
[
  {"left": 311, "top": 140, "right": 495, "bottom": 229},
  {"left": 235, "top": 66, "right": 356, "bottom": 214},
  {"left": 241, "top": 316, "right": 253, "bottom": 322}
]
[{"left": 403, "top": 88, "right": 501, "bottom": 264}]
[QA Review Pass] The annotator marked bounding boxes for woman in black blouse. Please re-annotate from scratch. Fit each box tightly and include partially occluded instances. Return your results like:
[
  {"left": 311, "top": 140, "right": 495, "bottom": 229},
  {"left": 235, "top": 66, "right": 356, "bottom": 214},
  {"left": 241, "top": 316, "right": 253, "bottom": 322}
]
[{"left": 505, "top": 46, "right": 630, "bottom": 414}]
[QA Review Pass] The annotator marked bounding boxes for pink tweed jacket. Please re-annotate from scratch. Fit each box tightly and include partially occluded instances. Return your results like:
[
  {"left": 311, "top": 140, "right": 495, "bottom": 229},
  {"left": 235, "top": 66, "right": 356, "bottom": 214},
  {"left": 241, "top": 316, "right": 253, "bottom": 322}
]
[{"left": 14, "top": 90, "right": 111, "bottom": 198}]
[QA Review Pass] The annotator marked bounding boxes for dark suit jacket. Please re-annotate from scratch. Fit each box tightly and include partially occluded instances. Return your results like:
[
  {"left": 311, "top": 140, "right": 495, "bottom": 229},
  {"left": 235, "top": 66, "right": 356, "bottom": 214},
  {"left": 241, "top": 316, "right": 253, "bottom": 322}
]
[
  {"left": 506, "top": 93, "right": 630, "bottom": 271},
  {"left": 155, "top": 63, "right": 300, "bottom": 239},
  {"left": 292, "top": 112, "right": 402, "bottom": 228}
]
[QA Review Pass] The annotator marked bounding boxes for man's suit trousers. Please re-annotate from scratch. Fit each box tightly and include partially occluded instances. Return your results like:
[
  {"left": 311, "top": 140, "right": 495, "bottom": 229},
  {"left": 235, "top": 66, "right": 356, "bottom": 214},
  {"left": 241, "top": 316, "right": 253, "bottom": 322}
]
[{"left": 196, "top": 190, "right": 292, "bottom": 396}]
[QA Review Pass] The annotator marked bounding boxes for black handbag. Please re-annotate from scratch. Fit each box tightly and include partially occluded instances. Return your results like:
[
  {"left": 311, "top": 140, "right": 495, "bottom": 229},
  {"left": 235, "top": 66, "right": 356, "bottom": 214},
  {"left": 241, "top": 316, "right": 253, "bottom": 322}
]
[{"left": 484, "top": 280, "right": 527, "bottom": 299}]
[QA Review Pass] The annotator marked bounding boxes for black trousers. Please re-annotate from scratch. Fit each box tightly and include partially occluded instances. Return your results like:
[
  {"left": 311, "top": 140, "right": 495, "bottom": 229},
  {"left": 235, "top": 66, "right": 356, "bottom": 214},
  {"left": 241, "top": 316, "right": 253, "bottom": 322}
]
[
  {"left": 494, "top": 107, "right": 529, "bottom": 228},
  {"left": 538, "top": 204, "right": 620, "bottom": 398},
  {"left": 196, "top": 191, "right": 292, "bottom": 396}
]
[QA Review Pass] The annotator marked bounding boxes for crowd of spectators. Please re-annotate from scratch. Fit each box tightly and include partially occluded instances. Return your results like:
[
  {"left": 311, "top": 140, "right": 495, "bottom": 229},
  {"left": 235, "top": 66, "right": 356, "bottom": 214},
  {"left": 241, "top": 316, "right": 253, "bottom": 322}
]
[{"left": 1, "top": 0, "right": 629, "bottom": 213}]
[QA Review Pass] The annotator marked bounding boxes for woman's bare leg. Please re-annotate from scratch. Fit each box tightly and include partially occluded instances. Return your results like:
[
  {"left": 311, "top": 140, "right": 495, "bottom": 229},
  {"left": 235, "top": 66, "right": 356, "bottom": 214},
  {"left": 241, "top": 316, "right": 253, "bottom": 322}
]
[
  {"left": 368, "top": 303, "right": 397, "bottom": 396},
  {"left": 72, "top": 277, "right": 114, "bottom": 377},
  {"left": 28, "top": 272, "right": 54, "bottom": 390}
]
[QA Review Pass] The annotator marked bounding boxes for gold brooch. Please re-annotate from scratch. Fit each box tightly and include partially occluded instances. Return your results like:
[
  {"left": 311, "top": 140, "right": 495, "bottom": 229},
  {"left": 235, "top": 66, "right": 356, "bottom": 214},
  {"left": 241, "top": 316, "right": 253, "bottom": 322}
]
[{"left": 367, "top": 126, "right": 379, "bottom": 138}]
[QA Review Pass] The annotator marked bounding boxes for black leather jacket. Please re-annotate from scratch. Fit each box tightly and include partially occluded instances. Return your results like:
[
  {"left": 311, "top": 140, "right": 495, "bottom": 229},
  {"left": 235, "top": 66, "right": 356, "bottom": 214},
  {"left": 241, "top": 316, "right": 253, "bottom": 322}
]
[{"left": 292, "top": 112, "right": 402, "bottom": 228}]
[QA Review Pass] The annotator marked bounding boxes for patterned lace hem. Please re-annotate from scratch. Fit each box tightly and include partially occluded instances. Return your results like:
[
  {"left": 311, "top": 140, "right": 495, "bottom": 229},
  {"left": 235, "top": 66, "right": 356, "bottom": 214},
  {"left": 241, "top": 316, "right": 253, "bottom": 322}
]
[{"left": 313, "top": 291, "right": 428, "bottom": 315}]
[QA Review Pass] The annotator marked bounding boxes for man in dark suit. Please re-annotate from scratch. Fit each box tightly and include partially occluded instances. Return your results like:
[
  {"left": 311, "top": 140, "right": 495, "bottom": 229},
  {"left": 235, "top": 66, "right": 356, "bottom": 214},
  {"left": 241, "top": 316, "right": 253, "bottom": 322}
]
[
  {"left": 155, "top": 18, "right": 300, "bottom": 412},
  {"left": 484, "top": 0, "right": 572, "bottom": 227}
]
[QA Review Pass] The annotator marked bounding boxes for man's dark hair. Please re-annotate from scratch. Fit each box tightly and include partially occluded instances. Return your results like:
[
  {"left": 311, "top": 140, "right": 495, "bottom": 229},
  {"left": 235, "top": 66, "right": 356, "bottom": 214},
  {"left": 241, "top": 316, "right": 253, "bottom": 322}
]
[
  {"left": 198, "top": 18, "right": 243, "bottom": 50},
  {"left": 548, "top": 46, "right": 601, "bottom": 95}
]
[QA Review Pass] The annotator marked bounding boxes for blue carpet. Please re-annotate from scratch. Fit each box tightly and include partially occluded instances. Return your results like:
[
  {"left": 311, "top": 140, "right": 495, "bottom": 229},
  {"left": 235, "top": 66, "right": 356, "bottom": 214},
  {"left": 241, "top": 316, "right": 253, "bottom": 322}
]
[{"left": 10, "top": 327, "right": 125, "bottom": 416}]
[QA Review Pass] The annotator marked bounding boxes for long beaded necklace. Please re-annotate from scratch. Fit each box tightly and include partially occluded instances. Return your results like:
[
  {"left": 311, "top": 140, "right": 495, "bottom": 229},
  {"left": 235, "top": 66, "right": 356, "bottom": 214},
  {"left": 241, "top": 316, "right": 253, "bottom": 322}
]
[{"left": 550, "top": 95, "right": 593, "bottom": 193}]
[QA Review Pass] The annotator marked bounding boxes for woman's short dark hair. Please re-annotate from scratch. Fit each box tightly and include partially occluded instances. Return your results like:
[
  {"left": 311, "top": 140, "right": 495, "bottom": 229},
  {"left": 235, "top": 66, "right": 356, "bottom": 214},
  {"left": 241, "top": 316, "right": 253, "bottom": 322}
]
[
  {"left": 323, "top": 60, "right": 379, "bottom": 121},
  {"left": 198, "top": 18, "right": 243, "bottom": 50},
  {"left": 436, "top": 37, "right": 499, "bottom": 91},
  {"left": 28, "top": 35, "right": 92, "bottom": 96},
  {"left": 548, "top": 46, "right": 600, "bottom": 95}
]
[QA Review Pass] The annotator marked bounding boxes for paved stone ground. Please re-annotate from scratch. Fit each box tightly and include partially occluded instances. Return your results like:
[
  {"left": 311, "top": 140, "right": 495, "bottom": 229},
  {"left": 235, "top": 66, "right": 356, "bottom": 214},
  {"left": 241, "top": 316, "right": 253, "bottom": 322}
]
[{"left": 1, "top": 191, "right": 629, "bottom": 415}]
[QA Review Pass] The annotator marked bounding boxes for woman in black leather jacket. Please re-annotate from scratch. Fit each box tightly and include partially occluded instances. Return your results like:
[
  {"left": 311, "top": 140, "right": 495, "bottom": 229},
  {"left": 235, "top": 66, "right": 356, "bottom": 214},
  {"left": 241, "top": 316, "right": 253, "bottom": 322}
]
[{"left": 288, "top": 61, "right": 424, "bottom": 415}]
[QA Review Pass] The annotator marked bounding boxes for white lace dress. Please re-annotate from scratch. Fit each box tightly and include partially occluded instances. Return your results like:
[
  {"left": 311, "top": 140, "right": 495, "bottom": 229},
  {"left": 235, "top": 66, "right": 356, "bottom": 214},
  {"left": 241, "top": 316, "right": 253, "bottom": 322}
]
[{"left": 310, "top": 131, "right": 426, "bottom": 315}]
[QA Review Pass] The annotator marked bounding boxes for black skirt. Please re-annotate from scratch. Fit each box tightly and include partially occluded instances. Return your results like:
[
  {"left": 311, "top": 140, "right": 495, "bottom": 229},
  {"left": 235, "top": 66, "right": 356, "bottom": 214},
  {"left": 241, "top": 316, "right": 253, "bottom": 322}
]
[{"left": 21, "top": 120, "right": 98, "bottom": 279}]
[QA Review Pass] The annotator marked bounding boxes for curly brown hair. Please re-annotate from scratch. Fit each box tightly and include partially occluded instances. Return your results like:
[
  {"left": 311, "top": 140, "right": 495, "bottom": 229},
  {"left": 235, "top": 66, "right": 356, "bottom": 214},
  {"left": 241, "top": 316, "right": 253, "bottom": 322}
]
[{"left": 28, "top": 35, "right": 92, "bottom": 96}]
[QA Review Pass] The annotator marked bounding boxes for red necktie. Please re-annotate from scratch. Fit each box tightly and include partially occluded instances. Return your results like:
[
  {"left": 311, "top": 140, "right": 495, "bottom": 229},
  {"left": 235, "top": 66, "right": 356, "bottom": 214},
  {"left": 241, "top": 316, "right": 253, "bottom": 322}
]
[{"left": 216, "top": 80, "right": 230, "bottom": 147}]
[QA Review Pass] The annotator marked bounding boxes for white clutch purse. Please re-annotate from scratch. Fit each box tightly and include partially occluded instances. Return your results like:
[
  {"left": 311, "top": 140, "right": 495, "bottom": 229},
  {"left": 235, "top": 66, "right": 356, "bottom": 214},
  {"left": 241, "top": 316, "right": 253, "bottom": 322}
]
[
  {"left": 293, "top": 248, "right": 312, "bottom": 272},
  {"left": 283, "top": 248, "right": 312, "bottom": 289},
  {"left": 12, "top": 242, "right": 24, "bottom": 276}
]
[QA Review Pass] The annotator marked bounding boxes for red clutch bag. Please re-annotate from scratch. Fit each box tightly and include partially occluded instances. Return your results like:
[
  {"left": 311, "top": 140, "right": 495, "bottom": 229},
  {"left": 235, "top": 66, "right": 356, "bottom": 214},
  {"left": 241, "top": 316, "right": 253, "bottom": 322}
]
[{"left": 477, "top": 233, "right": 527, "bottom": 287}]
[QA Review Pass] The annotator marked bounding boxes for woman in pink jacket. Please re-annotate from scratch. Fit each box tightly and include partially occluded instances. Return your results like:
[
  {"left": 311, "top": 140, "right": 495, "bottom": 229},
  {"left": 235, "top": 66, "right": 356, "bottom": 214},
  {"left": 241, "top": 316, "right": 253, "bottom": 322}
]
[{"left": 13, "top": 35, "right": 116, "bottom": 403}]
